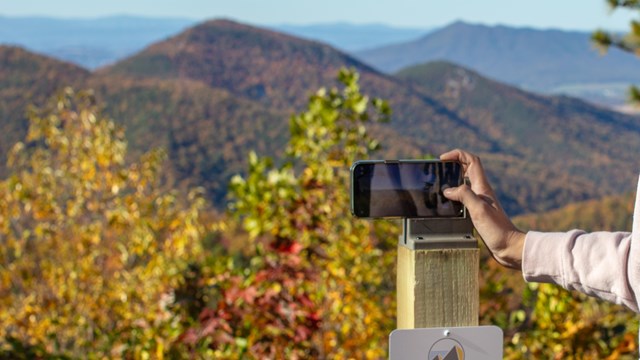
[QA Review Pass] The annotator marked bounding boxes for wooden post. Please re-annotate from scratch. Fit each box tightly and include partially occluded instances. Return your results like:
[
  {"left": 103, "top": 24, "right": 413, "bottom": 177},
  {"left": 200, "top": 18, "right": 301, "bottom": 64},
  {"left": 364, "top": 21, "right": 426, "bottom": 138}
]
[{"left": 397, "top": 217, "right": 479, "bottom": 329}]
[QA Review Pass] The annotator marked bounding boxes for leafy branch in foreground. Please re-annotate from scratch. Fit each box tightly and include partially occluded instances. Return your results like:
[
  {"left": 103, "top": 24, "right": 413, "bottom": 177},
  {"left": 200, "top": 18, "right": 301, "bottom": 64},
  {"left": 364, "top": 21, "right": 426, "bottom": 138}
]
[
  {"left": 592, "top": 0, "right": 640, "bottom": 102},
  {"left": 178, "top": 68, "right": 397, "bottom": 359}
]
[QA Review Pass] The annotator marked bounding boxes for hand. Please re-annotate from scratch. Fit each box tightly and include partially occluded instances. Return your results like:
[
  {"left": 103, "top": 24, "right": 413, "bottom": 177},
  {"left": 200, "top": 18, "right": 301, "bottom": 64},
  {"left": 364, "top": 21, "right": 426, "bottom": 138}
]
[{"left": 440, "top": 149, "right": 525, "bottom": 270}]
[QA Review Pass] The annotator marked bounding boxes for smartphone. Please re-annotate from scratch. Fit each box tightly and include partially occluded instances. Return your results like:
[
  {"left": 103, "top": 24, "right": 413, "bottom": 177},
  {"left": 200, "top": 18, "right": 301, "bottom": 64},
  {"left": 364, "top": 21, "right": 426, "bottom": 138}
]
[{"left": 350, "top": 160, "right": 465, "bottom": 219}]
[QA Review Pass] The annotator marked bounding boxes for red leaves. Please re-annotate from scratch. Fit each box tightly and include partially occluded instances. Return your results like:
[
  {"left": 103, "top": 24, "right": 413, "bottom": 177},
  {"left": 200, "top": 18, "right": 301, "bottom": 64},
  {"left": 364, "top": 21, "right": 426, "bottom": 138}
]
[
  {"left": 270, "top": 238, "right": 303, "bottom": 255},
  {"left": 223, "top": 280, "right": 258, "bottom": 305},
  {"left": 177, "top": 256, "right": 321, "bottom": 357}
]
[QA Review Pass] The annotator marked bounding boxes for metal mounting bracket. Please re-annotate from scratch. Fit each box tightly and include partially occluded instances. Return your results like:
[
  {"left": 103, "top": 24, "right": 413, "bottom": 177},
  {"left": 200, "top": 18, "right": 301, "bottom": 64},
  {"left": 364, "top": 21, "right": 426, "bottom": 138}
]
[{"left": 399, "top": 214, "right": 477, "bottom": 250}]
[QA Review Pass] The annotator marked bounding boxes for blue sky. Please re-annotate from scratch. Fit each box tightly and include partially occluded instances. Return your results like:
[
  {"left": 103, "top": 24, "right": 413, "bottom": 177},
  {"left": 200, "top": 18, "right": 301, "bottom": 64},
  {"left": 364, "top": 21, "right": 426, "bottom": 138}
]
[{"left": 0, "top": 0, "right": 636, "bottom": 31}]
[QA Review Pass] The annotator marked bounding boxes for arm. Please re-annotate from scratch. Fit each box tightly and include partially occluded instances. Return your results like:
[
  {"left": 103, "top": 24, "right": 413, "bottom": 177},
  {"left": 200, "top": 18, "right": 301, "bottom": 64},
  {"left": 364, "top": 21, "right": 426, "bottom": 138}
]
[
  {"left": 440, "top": 149, "right": 525, "bottom": 269},
  {"left": 524, "top": 230, "right": 638, "bottom": 312},
  {"left": 441, "top": 149, "right": 640, "bottom": 312}
]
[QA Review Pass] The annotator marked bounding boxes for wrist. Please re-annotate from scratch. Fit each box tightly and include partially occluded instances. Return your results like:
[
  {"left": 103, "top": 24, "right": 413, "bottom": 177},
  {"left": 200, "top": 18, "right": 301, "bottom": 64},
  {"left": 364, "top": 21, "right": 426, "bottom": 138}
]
[{"left": 498, "top": 231, "right": 525, "bottom": 270}]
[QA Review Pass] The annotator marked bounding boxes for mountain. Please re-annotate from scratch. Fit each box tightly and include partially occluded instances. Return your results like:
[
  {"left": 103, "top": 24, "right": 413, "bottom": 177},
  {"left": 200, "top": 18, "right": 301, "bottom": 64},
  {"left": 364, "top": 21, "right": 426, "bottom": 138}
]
[
  {"left": 0, "top": 46, "right": 91, "bottom": 177},
  {"left": 270, "top": 23, "right": 430, "bottom": 52},
  {"left": 0, "top": 16, "right": 429, "bottom": 70},
  {"left": 0, "top": 15, "right": 196, "bottom": 69},
  {"left": 90, "top": 75, "right": 291, "bottom": 205},
  {"left": 0, "top": 43, "right": 293, "bottom": 204},
  {"left": 394, "top": 61, "right": 640, "bottom": 213},
  {"left": 3, "top": 19, "right": 640, "bottom": 215},
  {"left": 514, "top": 192, "right": 635, "bottom": 232},
  {"left": 356, "top": 21, "right": 640, "bottom": 106},
  {"left": 4, "top": 16, "right": 640, "bottom": 106},
  {"left": 0, "top": 19, "right": 431, "bottom": 205},
  {"left": 102, "top": 19, "right": 375, "bottom": 109},
  {"left": 99, "top": 20, "right": 491, "bottom": 156}
]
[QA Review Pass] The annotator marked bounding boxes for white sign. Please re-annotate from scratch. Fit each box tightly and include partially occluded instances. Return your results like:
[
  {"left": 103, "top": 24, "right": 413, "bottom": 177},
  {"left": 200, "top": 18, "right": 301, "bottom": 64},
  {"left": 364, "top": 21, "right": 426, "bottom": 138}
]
[{"left": 389, "top": 326, "right": 503, "bottom": 360}]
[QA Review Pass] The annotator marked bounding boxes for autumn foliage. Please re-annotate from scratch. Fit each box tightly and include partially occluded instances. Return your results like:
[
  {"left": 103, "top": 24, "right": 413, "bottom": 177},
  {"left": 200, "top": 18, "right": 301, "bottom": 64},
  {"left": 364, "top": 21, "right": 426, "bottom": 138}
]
[
  {"left": 0, "top": 89, "right": 206, "bottom": 358},
  {"left": 176, "top": 69, "right": 396, "bottom": 358},
  {"left": 1, "top": 69, "right": 638, "bottom": 359},
  {"left": 0, "top": 70, "right": 397, "bottom": 359}
]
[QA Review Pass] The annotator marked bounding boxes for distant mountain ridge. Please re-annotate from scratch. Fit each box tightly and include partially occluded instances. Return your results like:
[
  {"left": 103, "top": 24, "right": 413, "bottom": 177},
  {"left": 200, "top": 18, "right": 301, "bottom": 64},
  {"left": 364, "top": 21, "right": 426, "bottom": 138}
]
[
  {"left": 394, "top": 61, "right": 640, "bottom": 213},
  {"left": 3, "top": 16, "right": 640, "bottom": 106},
  {"left": 0, "top": 16, "right": 430, "bottom": 69},
  {"left": 271, "top": 23, "right": 431, "bottom": 51},
  {"left": 0, "top": 15, "right": 196, "bottom": 68},
  {"left": 2, "top": 19, "right": 640, "bottom": 215},
  {"left": 357, "top": 21, "right": 640, "bottom": 106},
  {"left": 102, "top": 19, "right": 373, "bottom": 109}
]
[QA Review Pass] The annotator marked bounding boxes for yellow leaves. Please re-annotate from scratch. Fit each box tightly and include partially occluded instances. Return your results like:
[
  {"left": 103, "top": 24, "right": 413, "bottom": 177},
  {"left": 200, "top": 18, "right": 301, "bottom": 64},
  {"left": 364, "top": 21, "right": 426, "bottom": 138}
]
[
  {"left": 270, "top": 282, "right": 282, "bottom": 294},
  {"left": 560, "top": 319, "right": 585, "bottom": 339},
  {"left": 80, "top": 158, "right": 97, "bottom": 181},
  {"left": 0, "top": 88, "right": 208, "bottom": 358},
  {"left": 340, "top": 322, "right": 352, "bottom": 336},
  {"left": 7, "top": 142, "right": 25, "bottom": 168},
  {"left": 65, "top": 198, "right": 81, "bottom": 218},
  {"left": 500, "top": 279, "right": 639, "bottom": 359}
]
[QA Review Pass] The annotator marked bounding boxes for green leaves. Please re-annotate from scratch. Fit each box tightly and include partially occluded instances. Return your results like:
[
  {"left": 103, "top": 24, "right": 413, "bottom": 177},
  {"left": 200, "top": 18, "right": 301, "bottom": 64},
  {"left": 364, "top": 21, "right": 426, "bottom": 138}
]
[
  {"left": 287, "top": 68, "right": 390, "bottom": 166},
  {"left": 190, "top": 68, "right": 396, "bottom": 358},
  {"left": 592, "top": 1, "right": 640, "bottom": 105}
]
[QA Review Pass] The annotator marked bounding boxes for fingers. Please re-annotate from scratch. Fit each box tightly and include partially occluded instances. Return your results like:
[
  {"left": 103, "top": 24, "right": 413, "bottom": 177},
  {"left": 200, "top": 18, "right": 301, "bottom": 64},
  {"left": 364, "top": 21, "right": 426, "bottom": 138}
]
[
  {"left": 442, "top": 150, "right": 523, "bottom": 270},
  {"left": 439, "top": 149, "right": 464, "bottom": 162},
  {"left": 440, "top": 148, "right": 493, "bottom": 195},
  {"left": 439, "top": 148, "right": 481, "bottom": 174},
  {"left": 443, "top": 184, "right": 487, "bottom": 215}
]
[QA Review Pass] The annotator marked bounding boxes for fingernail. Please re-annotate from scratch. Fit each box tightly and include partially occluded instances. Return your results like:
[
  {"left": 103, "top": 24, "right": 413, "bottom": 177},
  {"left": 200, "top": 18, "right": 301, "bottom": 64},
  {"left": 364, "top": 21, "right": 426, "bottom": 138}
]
[{"left": 443, "top": 188, "right": 454, "bottom": 196}]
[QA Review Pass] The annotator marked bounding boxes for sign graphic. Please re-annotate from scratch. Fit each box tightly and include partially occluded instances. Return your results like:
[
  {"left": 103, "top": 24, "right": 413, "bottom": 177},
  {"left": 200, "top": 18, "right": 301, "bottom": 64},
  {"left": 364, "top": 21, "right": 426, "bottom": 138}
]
[
  {"left": 428, "top": 338, "right": 464, "bottom": 360},
  {"left": 389, "top": 326, "right": 502, "bottom": 360}
]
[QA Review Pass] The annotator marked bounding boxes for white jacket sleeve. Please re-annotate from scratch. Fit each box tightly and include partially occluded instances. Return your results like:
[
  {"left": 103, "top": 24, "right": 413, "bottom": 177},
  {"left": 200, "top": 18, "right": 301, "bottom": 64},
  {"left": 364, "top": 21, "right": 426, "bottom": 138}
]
[{"left": 522, "top": 176, "right": 640, "bottom": 313}]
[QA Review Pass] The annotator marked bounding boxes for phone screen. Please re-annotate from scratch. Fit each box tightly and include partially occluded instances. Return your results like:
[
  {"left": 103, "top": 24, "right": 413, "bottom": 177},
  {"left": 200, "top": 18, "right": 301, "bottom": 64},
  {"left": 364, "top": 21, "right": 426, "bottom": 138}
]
[{"left": 350, "top": 160, "right": 464, "bottom": 218}]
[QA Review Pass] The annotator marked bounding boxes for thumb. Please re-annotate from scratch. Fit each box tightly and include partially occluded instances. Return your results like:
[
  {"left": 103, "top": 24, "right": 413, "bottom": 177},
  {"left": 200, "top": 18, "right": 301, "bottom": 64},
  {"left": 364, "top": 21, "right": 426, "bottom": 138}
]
[{"left": 443, "top": 184, "right": 485, "bottom": 213}]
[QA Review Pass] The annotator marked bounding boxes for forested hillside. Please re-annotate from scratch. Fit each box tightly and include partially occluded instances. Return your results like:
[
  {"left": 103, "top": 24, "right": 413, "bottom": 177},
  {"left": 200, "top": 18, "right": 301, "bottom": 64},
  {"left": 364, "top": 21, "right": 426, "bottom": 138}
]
[
  {"left": 395, "top": 61, "right": 640, "bottom": 213},
  {"left": 0, "top": 46, "right": 90, "bottom": 177},
  {"left": 514, "top": 192, "right": 635, "bottom": 232},
  {"left": 2, "top": 19, "right": 640, "bottom": 216}
]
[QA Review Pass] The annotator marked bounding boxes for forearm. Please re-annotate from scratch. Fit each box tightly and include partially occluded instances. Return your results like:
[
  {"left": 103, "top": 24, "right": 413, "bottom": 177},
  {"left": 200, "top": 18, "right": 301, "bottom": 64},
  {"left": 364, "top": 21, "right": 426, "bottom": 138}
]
[{"left": 523, "top": 230, "right": 639, "bottom": 312}]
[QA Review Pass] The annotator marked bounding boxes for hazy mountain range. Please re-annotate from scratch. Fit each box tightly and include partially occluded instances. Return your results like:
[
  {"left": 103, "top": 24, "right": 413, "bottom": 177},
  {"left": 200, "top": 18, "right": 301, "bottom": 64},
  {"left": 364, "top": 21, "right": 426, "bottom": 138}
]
[
  {"left": 271, "top": 22, "right": 431, "bottom": 51},
  {"left": 0, "top": 15, "right": 196, "bottom": 68},
  {"left": 0, "top": 16, "right": 429, "bottom": 68},
  {"left": 356, "top": 21, "right": 640, "bottom": 107},
  {"left": 2, "top": 15, "right": 639, "bottom": 106},
  {"left": 2, "top": 18, "right": 640, "bottom": 217}
]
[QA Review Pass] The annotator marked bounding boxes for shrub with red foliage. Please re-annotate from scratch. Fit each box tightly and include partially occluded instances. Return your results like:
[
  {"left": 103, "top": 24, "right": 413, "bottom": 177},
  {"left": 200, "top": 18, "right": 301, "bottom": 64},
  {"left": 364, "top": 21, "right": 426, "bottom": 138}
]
[{"left": 177, "top": 252, "right": 321, "bottom": 358}]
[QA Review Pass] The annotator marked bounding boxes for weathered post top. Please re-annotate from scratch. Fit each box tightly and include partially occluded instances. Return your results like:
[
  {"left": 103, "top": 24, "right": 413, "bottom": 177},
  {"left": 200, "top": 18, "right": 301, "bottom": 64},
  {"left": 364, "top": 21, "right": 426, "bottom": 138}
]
[{"left": 397, "top": 215, "right": 479, "bottom": 329}]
